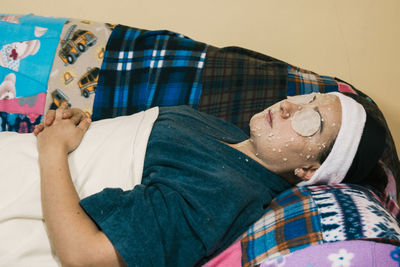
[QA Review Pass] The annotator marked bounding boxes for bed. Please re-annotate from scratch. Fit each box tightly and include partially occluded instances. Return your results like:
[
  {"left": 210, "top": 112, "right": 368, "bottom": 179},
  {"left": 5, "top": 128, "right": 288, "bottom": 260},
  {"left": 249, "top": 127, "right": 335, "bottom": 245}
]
[{"left": 1, "top": 14, "right": 400, "bottom": 266}]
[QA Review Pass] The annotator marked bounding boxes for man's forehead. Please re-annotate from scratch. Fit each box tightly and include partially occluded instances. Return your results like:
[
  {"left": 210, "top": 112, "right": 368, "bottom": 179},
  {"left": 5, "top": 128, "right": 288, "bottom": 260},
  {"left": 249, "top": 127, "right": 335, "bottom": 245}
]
[{"left": 315, "top": 93, "right": 338, "bottom": 106}]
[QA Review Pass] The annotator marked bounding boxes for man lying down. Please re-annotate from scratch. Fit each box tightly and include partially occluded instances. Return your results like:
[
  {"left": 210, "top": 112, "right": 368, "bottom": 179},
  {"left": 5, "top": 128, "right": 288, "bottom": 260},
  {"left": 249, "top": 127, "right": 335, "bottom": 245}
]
[{"left": 0, "top": 92, "right": 386, "bottom": 266}]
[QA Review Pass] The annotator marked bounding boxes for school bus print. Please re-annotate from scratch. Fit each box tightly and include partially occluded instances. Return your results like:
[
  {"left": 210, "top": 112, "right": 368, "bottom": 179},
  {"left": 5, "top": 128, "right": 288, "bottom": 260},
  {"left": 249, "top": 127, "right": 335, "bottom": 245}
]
[
  {"left": 78, "top": 67, "right": 99, "bottom": 98},
  {"left": 50, "top": 88, "right": 71, "bottom": 109},
  {"left": 58, "top": 25, "right": 97, "bottom": 65}
]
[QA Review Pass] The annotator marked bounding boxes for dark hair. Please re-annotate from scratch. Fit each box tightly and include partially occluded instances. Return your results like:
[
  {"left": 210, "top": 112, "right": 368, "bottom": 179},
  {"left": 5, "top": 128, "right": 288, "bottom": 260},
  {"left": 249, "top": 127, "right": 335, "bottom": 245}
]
[
  {"left": 340, "top": 92, "right": 388, "bottom": 195},
  {"left": 344, "top": 161, "right": 388, "bottom": 197}
]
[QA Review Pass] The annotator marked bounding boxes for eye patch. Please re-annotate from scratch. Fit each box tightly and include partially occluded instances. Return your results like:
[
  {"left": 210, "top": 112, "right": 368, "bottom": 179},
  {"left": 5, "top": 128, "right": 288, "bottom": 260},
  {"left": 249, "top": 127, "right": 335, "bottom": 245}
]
[
  {"left": 291, "top": 108, "right": 321, "bottom": 136},
  {"left": 287, "top": 93, "right": 316, "bottom": 105}
]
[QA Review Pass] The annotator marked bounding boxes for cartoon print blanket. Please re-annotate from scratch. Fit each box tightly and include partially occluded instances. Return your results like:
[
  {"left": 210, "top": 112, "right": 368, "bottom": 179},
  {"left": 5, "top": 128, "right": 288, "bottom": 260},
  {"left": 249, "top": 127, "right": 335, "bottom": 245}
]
[{"left": 0, "top": 14, "right": 110, "bottom": 131}]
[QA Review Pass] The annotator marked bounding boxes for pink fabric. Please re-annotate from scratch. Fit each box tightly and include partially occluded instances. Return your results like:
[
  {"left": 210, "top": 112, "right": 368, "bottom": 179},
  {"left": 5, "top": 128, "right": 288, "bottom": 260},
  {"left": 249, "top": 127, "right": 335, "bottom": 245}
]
[
  {"left": 338, "top": 82, "right": 357, "bottom": 94},
  {"left": 259, "top": 240, "right": 400, "bottom": 267},
  {"left": 380, "top": 161, "right": 400, "bottom": 218},
  {"left": 203, "top": 240, "right": 242, "bottom": 267},
  {"left": 0, "top": 92, "right": 46, "bottom": 115},
  {"left": 382, "top": 161, "right": 397, "bottom": 200}
]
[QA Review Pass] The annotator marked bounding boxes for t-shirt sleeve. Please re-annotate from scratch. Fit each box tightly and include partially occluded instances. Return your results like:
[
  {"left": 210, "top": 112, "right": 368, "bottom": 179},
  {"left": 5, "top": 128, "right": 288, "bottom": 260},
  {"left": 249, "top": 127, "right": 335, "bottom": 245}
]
[{"left": 80, "top": 167, "right": 280, "bottom": 267}]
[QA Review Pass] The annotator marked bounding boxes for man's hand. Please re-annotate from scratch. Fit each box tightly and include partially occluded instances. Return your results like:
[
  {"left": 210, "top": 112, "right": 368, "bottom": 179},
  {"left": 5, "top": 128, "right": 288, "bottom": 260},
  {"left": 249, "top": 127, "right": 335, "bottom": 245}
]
[
  {"left": 36, "top": 106, "right": 91, "bottom": 155},
  {"left": 34, "top": 106, "right": 89, "bottom": 136},
  {"left": 37, "top": 106, "right": 125, "bottom": 266}
]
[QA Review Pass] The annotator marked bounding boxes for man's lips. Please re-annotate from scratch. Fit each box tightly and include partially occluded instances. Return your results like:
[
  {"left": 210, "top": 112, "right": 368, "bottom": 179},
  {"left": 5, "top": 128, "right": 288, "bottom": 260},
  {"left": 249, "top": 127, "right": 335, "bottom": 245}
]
[{"left": 266, "top": 110, "right": 273, "bottom": 127}]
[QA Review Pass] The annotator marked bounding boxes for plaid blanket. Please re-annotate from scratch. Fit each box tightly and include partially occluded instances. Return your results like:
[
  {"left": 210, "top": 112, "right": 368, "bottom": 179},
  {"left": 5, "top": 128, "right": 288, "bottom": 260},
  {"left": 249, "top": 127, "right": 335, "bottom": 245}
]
[
  {"left": 198, "top": 46, "right": 288, "bottom": 132},
  {"left": 91, "top": 25, "right": 208, "bottom": 120},
  {"left": 91, "top": 27, "right": 341, "bottom": 131},
  {"left": 241, "top": 187, "right": 323, "bottom": 266},
  {"left": 287, "top": 66, "right": 338, "bottom": 95},
  {"left": 241, "top": 184, "right": 400, "bottom": 266},
  {"left": 197, "top": 47, "right": 340, "bottom": 132}
]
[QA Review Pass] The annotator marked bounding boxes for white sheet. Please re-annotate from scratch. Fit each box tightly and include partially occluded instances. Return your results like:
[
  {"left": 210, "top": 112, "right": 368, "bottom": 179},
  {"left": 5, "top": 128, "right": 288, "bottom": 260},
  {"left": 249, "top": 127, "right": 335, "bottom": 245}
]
[{"left": 0, "top": 107, "right": 159, "bottom": 266}]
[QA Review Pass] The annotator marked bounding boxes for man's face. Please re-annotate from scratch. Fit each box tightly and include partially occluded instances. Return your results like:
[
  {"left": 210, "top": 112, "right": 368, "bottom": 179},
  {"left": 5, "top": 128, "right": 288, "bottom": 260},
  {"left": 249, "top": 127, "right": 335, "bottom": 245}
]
[{"left": 249, "top": 93, "right": 342, "bottom": 175}]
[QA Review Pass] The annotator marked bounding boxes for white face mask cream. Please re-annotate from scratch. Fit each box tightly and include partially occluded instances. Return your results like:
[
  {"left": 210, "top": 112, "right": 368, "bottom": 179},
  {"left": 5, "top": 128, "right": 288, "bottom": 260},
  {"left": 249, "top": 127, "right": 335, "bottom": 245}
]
[{"left": 291, "top": 107, "right": 321, "bottom": 136}]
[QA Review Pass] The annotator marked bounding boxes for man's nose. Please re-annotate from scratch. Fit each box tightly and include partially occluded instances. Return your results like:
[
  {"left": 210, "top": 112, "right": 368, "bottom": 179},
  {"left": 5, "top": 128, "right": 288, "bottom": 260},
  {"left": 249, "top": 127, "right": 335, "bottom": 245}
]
[{"left": 279, "top": 100, "right": 299, "bottom": 119}]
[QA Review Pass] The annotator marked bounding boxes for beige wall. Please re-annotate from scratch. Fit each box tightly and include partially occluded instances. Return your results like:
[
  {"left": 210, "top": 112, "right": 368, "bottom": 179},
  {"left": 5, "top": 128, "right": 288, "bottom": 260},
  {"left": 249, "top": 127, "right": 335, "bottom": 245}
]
[{"left": 3, "top": 0, "right": 400, "bottom": 153}]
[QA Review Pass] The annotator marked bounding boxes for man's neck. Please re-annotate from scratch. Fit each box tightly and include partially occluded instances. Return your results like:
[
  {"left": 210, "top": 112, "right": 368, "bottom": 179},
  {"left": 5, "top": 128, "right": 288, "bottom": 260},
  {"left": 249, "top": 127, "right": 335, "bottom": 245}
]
[{"left": 222, "top": 139, "right": 269, "bottom": 169}]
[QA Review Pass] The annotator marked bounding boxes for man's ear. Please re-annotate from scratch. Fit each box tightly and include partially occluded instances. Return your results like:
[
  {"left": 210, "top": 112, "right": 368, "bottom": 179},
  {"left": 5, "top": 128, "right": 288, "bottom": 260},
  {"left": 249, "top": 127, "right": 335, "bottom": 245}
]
[{"left": 294, "top": 163, "right": 321, "bottom": 181}]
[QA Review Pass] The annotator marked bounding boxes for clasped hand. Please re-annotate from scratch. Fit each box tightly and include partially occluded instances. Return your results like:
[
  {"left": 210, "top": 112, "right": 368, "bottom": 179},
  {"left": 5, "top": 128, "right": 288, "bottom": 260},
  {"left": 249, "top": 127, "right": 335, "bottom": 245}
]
[{"left": 35, "top": 105, "right": 91, "bottom": 155}]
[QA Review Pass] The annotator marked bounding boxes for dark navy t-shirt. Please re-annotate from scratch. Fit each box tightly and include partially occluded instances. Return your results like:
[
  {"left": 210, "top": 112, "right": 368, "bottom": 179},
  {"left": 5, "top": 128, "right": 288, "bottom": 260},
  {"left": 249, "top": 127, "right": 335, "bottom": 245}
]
[{"left": 80, "top": 106, "right": 290, "bottom": 266}]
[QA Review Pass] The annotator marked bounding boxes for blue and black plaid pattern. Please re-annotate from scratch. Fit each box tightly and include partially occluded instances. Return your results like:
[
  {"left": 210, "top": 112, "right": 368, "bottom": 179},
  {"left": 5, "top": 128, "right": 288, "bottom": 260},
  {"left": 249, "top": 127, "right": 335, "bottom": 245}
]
[{"left": 92, "top": 25, "right": 208, "bottom": 120}]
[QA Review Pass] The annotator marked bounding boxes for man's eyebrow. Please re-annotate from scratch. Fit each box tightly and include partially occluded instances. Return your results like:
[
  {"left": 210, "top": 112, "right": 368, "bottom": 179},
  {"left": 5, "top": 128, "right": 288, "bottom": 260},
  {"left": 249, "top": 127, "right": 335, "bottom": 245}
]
[
  {"left": 313, "top": 94, "right": 323, "bottom": 133},
  {"left": 315, "top": 107, "right": 323, "bottom": 133}
]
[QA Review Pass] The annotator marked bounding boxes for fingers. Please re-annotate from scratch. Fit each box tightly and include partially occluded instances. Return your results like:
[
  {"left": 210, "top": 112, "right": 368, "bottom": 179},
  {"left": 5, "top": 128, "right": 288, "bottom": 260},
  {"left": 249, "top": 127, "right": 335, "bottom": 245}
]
[
  {"left": 63, "top": 108, "right": 87, "bottom": 125},
  {"left": 43, "top": 104, "right": 67, "bottom": 128},
  {"left": 33, "top": 124, "right": 44, "bottom": 136},
  {"left": 55, "top": 106, "right": 65, "bottom": 121},
  {"left": 34, "top": 105, "right": 88, "bottom": 135},
  {"left": 45, "top": 110, "right": 56, "bottom": 126},
  {"left": 34, "top": 107, "right": 66, "bottom": 135},
  {"left": 77, "top": 117, "right": 92, "bottom": 132}
]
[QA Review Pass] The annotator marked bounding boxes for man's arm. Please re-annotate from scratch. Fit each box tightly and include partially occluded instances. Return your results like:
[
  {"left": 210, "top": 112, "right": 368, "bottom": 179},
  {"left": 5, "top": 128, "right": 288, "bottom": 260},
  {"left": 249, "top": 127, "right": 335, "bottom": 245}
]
[{"left": 37, "top": 107, "right": 125, "bottom": 267}]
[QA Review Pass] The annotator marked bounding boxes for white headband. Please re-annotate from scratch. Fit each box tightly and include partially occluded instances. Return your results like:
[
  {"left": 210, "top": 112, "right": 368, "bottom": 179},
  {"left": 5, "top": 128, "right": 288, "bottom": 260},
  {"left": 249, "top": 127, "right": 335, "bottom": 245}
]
[{"left": 297, "top": 92, "right": 366, "bottom": 186}]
